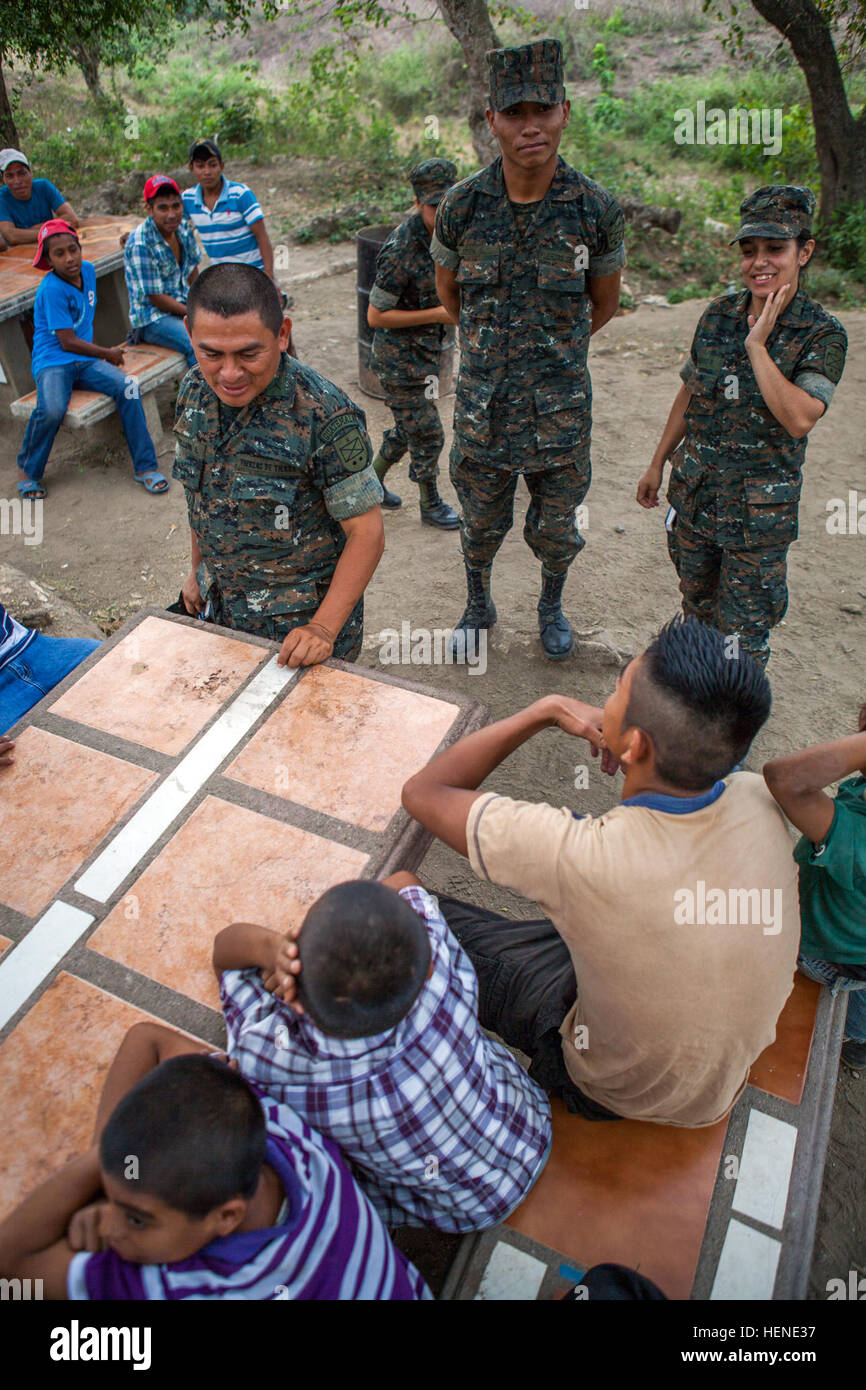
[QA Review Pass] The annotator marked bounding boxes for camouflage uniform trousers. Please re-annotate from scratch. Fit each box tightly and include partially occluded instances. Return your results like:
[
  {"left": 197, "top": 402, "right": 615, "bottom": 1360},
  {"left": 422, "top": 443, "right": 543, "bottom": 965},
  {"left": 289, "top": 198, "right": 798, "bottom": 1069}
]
[
  {"left": 667, "top": 517, "right": 788, "bottom": 668},
  {"left": 450, "top": 453, "right": 590, "bottom": 574},
  {"left": 207, "top": 585, "right": 364, "bottom": 664},
  {"left": 378, "top": 380, "right": 444, "bottom": 484}
]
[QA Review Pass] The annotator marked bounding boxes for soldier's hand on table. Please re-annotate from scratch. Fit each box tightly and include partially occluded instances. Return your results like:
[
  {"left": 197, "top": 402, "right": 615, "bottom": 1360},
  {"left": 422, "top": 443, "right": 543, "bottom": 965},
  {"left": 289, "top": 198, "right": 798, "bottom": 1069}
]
[
  {"left": 278, "top": 623, "right": 334, "bottom": 668},
  {"left": 0, "top": 737, "right": 15, "bottom": 767},
  {"left": 746, "top": 286, "right": 790, "bottom": 351},
  {"left": 104, "top": 345, "right": 125, "bottom": 368},
  {"left": 636, "top": 466, "right": 662, "bottom": 508},
  {"left": 181, "top": 570, "right": 203, "bottom": 616},
  {"left": 68, "top": 1201, "right": 111, "bottom": 1253}
]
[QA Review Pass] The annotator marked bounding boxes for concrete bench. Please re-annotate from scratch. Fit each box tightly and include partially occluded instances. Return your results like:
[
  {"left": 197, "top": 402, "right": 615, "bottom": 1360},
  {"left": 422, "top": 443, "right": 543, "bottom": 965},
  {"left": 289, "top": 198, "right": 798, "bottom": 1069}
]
[
  {"left": 9, "top": 344, "right": 186, "bottom": 449},
  {"left": 442, "top": 971, "right": 844, "bottom": 1301}
]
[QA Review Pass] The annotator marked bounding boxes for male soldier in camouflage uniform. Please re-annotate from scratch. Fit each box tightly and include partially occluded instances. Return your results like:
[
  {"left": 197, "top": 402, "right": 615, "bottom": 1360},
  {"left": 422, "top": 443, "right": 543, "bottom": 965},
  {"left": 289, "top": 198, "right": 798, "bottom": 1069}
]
[
  {"left": 637, "top": 186, "right": 847, "bottom": 667},
  {"left": 432, "top": 39, "right": 625, "bottom": 659},
  {"left": 174, "top": 262, "right": 385, "bottom": 666},
  {"left": 367, "top": 158, "right": 460, "bottom": 530}
]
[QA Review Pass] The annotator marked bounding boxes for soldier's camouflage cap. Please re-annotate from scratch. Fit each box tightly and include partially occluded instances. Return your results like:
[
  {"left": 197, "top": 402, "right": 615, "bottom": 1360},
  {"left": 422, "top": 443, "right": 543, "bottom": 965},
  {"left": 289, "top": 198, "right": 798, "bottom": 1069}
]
[
  {"left": 409, "top": 158, "right": 458, "bottom": 206},
  {"left": 730, "top": 185, "right": 816, "bottom": 244},
  {"left": 487, "top": 39, "right": 566, "bottom": 111}
]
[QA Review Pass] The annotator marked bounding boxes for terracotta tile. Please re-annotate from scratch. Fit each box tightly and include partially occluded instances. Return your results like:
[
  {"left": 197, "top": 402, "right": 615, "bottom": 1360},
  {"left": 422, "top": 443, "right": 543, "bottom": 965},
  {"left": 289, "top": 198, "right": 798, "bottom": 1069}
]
[
  {"left": 51, "top": 615, "right": 264, "bottom": 755},
  {"left": 0, "top": 727, "right": 156, "bottom": 917},
  {"left": 507, "top": 1098, "right": 728, "bottom": 1300},
  {"left": 226, "top": 664, "right": 460, "bottom": 832},
  {"left": 749, "top": 971, "right": 820, "bottom": 1104},
  {"left": 87, "top": 795, "right": 369, "bottom": 1009},
  {"left": 0, "top": 973, "right": 204, "bottom": 1221},
  {"left": 0, "top": 936, "right": 10, "bottom": 960}
]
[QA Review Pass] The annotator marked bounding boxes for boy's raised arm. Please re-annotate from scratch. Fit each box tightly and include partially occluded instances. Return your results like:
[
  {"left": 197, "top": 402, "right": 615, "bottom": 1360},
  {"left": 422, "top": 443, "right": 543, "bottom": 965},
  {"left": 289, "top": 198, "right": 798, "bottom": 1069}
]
[
  {"left": 763, "top": 729, "right": 866, "bottom": 844},
  {"left": 0, "top": 1148, "right": 102, "bottom": 1298},
  {"left": 212, "top": 921, "right": 281, "bottom": 978}
]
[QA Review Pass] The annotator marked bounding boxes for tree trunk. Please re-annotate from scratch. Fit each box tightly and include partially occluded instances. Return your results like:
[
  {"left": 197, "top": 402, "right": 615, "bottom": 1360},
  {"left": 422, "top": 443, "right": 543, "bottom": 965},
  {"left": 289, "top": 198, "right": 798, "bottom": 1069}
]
[
  {"left": 435, "top": 0, "right": 501, "bottom": 167},
  {"left": 749, "top": 0, "right": 866, "bottom": 227},
  {"left": 72, "top": 41, "right": 113, "bottom": 111},
  {"left": 0, "top": 55, "right": 19, "bottom": 147}
]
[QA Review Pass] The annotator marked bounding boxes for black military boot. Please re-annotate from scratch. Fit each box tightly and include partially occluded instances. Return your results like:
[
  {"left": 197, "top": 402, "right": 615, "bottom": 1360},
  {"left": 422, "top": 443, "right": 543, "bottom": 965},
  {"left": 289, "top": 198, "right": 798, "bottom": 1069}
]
[
  {"left": 450, "top": 563, "right": 497, "bottom": 658},
  {"left": 538, "top": 569, "right": 574, "bottom": 660},
  {"left": 419, "top": 479, "right": 460, "bottom": 530},
  {"left": 372, "top": 450, "right": 402, "bottom": 509}
]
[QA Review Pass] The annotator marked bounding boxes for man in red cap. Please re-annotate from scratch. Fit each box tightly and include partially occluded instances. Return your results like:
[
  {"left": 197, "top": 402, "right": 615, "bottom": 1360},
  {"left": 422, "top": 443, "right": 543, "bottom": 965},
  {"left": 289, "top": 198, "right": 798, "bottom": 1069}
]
[
  {"left": 16, "top": 220, "right": 166, "bottom": 499},
  {"left": 123, "top": 176, "right": 201, "bottom": 368}
]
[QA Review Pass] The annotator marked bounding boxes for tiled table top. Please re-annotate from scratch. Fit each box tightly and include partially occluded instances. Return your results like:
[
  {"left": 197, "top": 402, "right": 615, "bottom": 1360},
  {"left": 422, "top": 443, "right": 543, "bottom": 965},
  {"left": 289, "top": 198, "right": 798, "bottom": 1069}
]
[{"left": 0, "top": 609, "right": 485, "bottom": 1228}]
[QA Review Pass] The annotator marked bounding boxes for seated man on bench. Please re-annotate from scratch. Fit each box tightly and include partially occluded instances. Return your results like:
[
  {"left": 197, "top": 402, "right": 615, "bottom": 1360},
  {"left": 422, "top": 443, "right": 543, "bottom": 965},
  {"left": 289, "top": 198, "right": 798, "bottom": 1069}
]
[
  {"left": 0, "top": 148, "right": 79, "bottom": 246},
  {"left": 16, "top": 220, "right": 168, "bottom": 499},
  {"left": 403, "top": 615, "right": 799, "bottom": 1128}
]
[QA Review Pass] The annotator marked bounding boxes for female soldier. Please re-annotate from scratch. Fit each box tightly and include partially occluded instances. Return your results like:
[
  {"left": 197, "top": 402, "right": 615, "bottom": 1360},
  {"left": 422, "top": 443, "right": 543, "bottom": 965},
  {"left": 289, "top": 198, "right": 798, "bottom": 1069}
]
[{"left": 637, "top": 185, "right": 847, "bottom": 667}]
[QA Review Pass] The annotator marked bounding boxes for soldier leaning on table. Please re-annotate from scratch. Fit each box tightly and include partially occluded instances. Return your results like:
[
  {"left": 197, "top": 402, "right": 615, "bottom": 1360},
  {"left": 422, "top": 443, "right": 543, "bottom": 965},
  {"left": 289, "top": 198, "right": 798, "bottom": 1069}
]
[{"left": 174, "top": 262, "right": 385, "bottom": 667}]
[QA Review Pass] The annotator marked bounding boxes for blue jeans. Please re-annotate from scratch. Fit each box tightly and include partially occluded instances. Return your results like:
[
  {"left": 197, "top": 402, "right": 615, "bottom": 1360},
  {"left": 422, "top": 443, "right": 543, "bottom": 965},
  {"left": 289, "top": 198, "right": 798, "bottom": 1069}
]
[
  {"left": 799, "top": 956, "right": 866, "bottom": 1043},
  {"left": 17, "top": 359, "right": 160, "bottom": 483},
  {"left": 0, "top": 633, "right": 101, "bottom": 734},
  {"left": 137, "top": 314, "right": 196, "bottom": 369}
]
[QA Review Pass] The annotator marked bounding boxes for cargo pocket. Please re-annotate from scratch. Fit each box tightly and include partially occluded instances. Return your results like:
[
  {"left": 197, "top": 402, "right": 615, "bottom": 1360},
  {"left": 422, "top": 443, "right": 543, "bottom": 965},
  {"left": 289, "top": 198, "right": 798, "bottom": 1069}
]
[
  {"left": 537, "top": 259, "right": 585, "bottom": 295},
  {"left": 743, "top": 477, "right": 800, "bottom": 547},
  {"left": 534, "top": 385, "right": 589, "bottom": 452},
  {"left": 666, "top": 450, "right": 706, "bottom": 527},
  {"left": 455, "top": 245, "right": 501, "bottom": 288},
  {"left": 246, "top": 581, "right": 320, "bottom": 644}
]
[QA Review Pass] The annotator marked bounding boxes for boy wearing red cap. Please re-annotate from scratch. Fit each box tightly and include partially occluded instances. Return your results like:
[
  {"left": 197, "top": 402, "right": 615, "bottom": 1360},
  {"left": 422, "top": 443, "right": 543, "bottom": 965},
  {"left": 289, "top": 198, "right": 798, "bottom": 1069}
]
[
  {"left": 16, "top": 221, "right": 167, "bottom": 499},
  {"left": 124, "top": 176, "right": 201, "bottom": 368}
]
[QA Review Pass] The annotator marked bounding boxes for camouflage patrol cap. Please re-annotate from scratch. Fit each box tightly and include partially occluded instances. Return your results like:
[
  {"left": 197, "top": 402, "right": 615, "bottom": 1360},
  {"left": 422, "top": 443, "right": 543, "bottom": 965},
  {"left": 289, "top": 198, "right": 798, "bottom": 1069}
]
[
  {"left": 409, "top": 158, "right": 458, "bottom": 206},
  {"left": 730, "top": 185, "right": 816, "bottom": 244},
  {"left": 487, "top": 39, "right": 566, "bottom": 111}
]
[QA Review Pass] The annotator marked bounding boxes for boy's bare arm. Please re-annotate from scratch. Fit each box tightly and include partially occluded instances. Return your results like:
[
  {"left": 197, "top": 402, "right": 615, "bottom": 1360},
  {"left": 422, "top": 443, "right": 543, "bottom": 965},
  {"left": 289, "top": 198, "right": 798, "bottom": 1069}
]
[
  {"left": 212, "top": 921, "right": 281, "bottom": 978},
  {"left": 0, "top": 220, "right": 39, "bottom": 245},
  {"left": 54, "top": 329, "right": 123, "bottom": 366},
  {"left": 251, "top": 219, "right": 274, "bottom": 280},
  {"left": 764, "top": 732, "right": 866, "bottom": 845},
  {"left": 0, "top": 1147, "right": 102, "bottom": 1298},
  {"left": 367, "top": 304, "right": 452, "bottom": 330},
  {"left": 92, "top": 1021, "right": 210, "bottom": 1143}
]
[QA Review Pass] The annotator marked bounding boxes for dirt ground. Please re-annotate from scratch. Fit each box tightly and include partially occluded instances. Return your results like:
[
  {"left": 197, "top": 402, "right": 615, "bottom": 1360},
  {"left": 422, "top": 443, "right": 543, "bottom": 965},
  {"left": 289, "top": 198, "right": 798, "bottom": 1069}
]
[{"left": 2, "top": 257, "right": 864, "bottom": 1299}]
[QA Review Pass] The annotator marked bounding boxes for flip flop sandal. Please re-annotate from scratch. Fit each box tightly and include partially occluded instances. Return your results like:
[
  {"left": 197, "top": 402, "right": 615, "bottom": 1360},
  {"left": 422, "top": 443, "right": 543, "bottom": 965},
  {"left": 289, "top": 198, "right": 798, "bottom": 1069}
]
[
  {"left": 17, "top": 479, "right": 46, "bottom": 499},
  {"left": 134, "top": 470, "right": 170, "bottom": 494}
]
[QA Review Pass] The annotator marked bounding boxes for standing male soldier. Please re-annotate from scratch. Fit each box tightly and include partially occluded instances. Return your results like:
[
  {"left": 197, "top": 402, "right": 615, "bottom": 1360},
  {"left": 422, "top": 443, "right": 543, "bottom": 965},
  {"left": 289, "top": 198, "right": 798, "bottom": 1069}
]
[
  {"left": 433, "top": 40, "right": 625, "bottom": 659},
  {"left": 367, "top": 158, "right": 460, "bottom": 530},
  {"left": 174, "top": 263, "right": 385, "bottom": 666}
]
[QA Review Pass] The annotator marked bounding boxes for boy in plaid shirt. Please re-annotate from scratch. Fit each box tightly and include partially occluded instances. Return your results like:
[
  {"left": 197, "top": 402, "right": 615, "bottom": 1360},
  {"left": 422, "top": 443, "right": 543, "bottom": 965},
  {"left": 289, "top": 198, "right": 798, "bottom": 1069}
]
[{"left": 214, "top": 873, "right": 551, "bottom": 1232}]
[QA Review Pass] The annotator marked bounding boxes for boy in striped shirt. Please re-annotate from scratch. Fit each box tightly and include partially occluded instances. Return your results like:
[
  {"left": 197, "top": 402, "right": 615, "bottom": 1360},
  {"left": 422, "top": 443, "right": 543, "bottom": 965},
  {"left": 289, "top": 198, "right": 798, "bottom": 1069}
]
[
  {"left": 183, "top": 139, "right": 276, "bottom": 280},
  {"left": 0, "top": 1022, "right": 430, "bottom": 1301}
]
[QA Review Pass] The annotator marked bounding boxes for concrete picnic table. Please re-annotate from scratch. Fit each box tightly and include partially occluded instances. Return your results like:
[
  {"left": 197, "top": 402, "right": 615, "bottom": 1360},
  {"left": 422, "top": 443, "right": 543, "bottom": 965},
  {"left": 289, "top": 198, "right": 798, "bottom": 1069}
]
[{"left": 0, "top": 214, "right": 140, "bottom": 411}]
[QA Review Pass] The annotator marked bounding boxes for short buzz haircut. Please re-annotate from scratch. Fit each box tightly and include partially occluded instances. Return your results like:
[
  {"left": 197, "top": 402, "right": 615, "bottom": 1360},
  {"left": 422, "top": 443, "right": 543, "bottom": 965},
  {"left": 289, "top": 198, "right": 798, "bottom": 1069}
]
[
  {"left": 624, "top": 616, "right": 771, "bottom": 791},
  {"left": 186, "top": 262, "right": 283, "bottom": 335},
  {"left": 297, "top": 881, "right": 432, "bottom": 1039},
  {"left": 100, "top": 1055, "right": 266, "bottom": 1219}
]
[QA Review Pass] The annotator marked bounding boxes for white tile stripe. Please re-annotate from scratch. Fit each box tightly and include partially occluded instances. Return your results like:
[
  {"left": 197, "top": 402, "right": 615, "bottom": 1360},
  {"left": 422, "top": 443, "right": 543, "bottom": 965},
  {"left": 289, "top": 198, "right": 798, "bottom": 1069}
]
[
  {"left": 475, "top": 1241, "right": 548, "bottom": 1301},
  {"left": 710, "top": 1218, "right": 782, "bottom": 1300},
  {"left": 732, "top": 1109, "right": 798, "bottom": 1231},
  {"left": 0, "top": 902, "right": 94, "bottom": 1032},
  {"left": 75, "top": 657, "right": 297, "bottom": 903}
]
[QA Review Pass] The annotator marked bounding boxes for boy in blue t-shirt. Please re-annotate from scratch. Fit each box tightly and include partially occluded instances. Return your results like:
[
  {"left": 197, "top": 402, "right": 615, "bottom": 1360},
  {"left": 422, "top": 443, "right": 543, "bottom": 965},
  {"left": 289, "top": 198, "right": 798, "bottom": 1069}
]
[
  {"left": 0, "top": 148, "right": 79, "bottom": 246},
  {"left": 764, "top": 705, "right": 866, "bottom": 1068},
  {"left": 16, "top": 220, "right": 168, "bottom": 499},
  {"left": 0, "top": 1022, "right": 430, "bottom": 1301}
]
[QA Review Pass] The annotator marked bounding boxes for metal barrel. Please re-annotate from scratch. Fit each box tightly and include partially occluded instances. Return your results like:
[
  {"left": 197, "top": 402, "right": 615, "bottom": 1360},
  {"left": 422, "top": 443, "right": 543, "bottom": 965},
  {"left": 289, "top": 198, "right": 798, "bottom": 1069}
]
[{"left": 356, "top": 223, "right": 457, "bottom": 400}]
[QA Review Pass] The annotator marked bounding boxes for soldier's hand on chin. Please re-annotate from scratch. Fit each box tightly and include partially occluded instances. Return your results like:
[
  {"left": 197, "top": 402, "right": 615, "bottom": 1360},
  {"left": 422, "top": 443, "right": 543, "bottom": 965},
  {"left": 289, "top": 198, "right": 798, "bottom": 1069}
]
[{"left": 278, "top": 622, "right": 335, "bottom": 668}]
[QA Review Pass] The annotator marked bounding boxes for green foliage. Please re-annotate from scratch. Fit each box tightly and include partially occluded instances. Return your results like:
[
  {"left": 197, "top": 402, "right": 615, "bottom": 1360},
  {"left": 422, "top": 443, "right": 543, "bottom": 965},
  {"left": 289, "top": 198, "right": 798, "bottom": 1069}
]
[
  {"left": 591, "top": 42, "right": 615, "bottom": 94},
  {"left": 824, "top": 202, "right": 866, "bottom": 281},
  {"left": 603, "top": 7, "right": 631, "bottom": 35},
  {"left": 667, "top": 284, "right": 705, "bottom": 303}
]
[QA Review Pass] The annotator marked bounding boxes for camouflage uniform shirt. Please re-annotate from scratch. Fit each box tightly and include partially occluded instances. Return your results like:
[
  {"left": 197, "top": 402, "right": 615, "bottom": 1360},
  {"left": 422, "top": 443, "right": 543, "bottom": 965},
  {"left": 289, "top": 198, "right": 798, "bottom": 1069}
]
[
  {"left": 668, "top": 288, "right": 848, "bottom": 548},
  {"left": 171, "top": 354, "right": 383, "bottom": 656},
  {"left": 370, "top": 211, "right": 447, "bottom": 383},
  {"left": 431, "top": 155, "right": 625, "bottom": 471}
]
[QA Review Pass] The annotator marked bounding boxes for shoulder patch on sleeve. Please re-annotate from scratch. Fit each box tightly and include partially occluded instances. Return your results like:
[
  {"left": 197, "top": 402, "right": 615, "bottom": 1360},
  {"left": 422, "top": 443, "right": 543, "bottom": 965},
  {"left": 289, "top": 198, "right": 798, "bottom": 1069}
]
[
  {"left": 821, "top": 337, "right": 846, "bottom": 384},
  {"left": 318, "top": 411, "right": 371, "bottom": 472}
]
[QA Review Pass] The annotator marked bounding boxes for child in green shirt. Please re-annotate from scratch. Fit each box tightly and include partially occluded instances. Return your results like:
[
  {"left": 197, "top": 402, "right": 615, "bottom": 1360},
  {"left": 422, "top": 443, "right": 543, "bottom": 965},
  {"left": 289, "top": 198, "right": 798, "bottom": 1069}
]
[{"left": 764, "top": 706, "right": 866, "bottom": 1068}]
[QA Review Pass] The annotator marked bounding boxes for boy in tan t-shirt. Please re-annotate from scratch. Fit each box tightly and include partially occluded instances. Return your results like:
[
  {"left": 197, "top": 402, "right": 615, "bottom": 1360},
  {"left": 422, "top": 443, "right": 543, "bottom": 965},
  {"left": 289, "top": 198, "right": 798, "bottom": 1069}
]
[{"left": 402, "top": 615, "right": 799, "bottom": 1127}]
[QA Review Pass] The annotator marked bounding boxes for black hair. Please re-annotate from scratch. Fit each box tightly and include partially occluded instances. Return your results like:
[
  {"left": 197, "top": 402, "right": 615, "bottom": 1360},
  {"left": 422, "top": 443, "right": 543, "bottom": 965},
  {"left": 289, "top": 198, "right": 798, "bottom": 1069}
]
[
  {"left": 44, "top": 232, "right": 78, "bottom": 256},
  {"left": 186, "top": 262, "right": 283, "bottom": 335},
  {"left": 795, "top": 228, "right": 814, "bottom": 280},
  {"left": 297, "top": 881, "right": 432, "bottom": 1039},
  {"left": 100, "top": 1055, "right": 266, "bottom": 1219},
  {"left": 146, "top": 186, "right": 182, "bottom": 207},
  {"left": 624, "top": 615, "right": 771, "bottom": 791}
]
